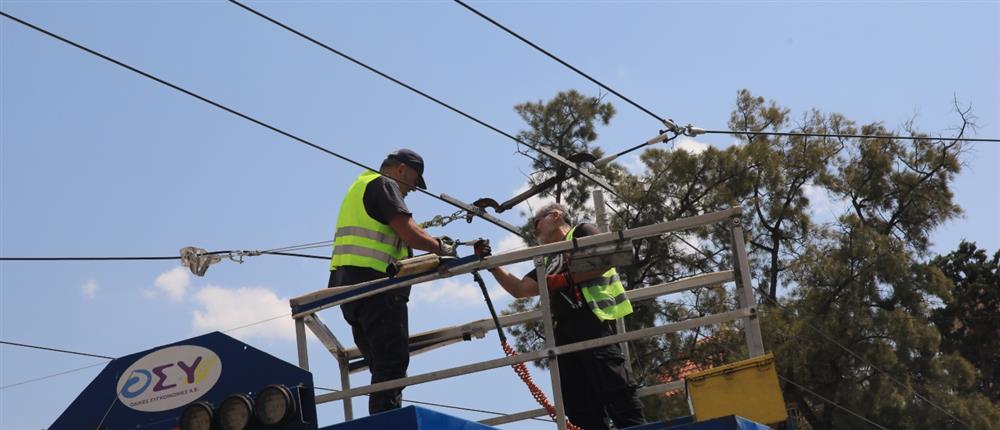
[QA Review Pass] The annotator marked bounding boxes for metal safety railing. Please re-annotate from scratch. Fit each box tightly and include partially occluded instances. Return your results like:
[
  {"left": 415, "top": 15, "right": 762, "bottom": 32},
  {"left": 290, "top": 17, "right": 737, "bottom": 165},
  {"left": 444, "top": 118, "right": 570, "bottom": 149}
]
[{"left": 288, "top": 205, "right": 763, "bottom": 429}]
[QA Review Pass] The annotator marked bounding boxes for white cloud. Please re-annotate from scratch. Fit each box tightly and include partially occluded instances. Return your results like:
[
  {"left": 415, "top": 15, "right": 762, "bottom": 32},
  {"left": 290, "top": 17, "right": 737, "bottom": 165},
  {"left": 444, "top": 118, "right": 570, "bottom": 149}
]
[
  {"left": 620, "top": 153, "right": 647, "bottom": 175},
  {"left": 804, "top": 183, "right": 848, "bottom": 223},
  {"left": 81, "top": 279, "right": 98, "bottom": 300},
  {"left": 674, "top": 136, "right": 710, "bottom": 154},
  {"left": 497, "top": 232, "right": 527, "bottom": 253},
  {"left": 191, "top": 285, "right": 293, "bottom": 341},
  {"left": 509, "top": 181, "right": 556, "bottom": 216},
  {"left": 410, "top": 278, "right": 506, "bottom": 307},
  {"left": 154, "top": 267, "right": 191, "bottom": 301}
]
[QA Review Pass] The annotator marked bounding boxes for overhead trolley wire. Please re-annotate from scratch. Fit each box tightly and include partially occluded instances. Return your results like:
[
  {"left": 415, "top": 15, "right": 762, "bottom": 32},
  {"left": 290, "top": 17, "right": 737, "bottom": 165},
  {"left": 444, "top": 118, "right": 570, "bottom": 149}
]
[
  {"left": 0, "top": 340, "right": 114, "bottom": 360},
  {"left": 0, "top": 10, "right": 526, "bottom": 242},
  {"left": 453, "top": 0, "right": 664, "bottom": 124},
  {"left": 0, "top": 250, "right": 327, "bottom": 262},
  {"left": 0, "top": 361, "right": 109, "bottom": 391},
  {"left": 665, "top": 302, "right": 891, "bottom": 430},
  {"left": 454, "top": 0, "right": 1000, "bottom": 146},
  {"left": 313, "top": 386, "right": 554, "bottom": 424},
  {"left": 700, "top": 128, "right": 999, "bottom": 143},
  {"left": 0, "top": 339, "right": 548, "bottom": 423},
  {"left": 225, "top": 0, "right": 623, "bottom": 203},
  {"left": 750, "top": 286, "right": 974, "bottom": 429}
]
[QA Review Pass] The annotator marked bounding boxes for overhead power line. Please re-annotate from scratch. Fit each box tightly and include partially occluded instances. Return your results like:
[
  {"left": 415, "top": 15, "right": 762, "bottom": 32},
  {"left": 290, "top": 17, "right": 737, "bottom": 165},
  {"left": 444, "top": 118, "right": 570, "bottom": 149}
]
[
  {"left": 226, "top": 0, "right": 623, "bottom": 204},
  {"left": 0, "top": 340, "right": 115, "bottom": 360},
  {"left": 0, "top": 10, "right": 525, "bottom": 240},
  {"left": 702, "top": 129, "right": 1000, "bottom": 143},
  {"left": 314, "top": 386, "right": 553, "bottom": 423},
  {"left": 752, "top": 287, "right": 973, "bottom": 429},
  {"left": 455, "top": 0, "right": 1000, "bottom": 147},
  {"left": 0, "top": 255, "right": 181, "bottom": 261},
  {"left": 453, "top": 0, "right": 664, "bottom": 124},
  {"left": 0, "top": 361, "right": 108, "bottom": 391},
  {"left": 0, "top": 250, "right": 326, "bottom": 262}
]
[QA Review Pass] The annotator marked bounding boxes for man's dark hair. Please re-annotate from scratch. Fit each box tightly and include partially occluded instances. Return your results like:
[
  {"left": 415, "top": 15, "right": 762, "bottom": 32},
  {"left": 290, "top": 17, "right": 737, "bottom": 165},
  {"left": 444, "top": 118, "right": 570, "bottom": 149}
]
[{"left": 380, "top": 157, "right": 403, "bottom": 172}]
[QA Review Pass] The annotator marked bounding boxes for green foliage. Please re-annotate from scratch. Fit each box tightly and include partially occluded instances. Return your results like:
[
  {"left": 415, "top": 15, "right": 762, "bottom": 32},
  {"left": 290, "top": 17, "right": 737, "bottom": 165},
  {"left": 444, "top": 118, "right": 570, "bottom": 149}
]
[
  {"left": 514, "top": 89, "right": 616, "bottom": 211},
  {"left": 501, "top": 89, "right": 999, "bottom": 429},
  {"left": 932, "top": 241, "right": 1000, "bottom": 402}
]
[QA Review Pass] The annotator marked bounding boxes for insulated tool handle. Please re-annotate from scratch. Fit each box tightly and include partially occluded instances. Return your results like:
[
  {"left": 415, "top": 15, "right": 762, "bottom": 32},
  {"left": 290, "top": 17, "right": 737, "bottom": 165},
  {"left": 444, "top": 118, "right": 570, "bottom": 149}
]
[
  {"left": 472, "top": 271, "right": 506, "bottom": 343},
  {"left": 386, "top": 254, "right": 441, "bottom": 278}
]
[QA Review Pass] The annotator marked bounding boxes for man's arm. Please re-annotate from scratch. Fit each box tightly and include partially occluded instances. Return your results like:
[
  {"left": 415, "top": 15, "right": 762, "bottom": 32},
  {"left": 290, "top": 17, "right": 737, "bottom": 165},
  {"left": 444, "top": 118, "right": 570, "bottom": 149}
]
[
  {"left": 388, "top": 214, "right": 441, "bottom": 254},
  {"left": 486, "top": 267, "right": 541, "bottom": 298}
]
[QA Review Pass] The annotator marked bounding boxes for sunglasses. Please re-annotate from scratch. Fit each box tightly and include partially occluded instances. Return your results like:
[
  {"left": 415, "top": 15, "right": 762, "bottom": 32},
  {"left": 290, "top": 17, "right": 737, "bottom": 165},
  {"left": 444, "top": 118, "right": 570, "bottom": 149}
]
[{"left": 532, "top": 212, "right": 553, "bottom": 229}]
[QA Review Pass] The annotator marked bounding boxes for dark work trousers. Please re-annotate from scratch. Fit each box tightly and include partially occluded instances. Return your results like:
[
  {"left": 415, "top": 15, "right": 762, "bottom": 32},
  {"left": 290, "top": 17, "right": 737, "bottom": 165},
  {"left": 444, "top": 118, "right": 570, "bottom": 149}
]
[
  {"left": 337, "top": 282, "right": 410, "bottom": 414},
  {"left": 555, "top": 305, "right": 645, "bottom": 430}
]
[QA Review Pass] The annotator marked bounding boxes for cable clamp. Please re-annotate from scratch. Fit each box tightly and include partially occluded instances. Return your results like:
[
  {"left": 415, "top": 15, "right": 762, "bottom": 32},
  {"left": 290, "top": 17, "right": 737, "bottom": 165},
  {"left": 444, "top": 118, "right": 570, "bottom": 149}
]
[
  {"left": 683, "top": 124, "right": 706, "bottom": 137},
  {"left": 180, "top": 246, "right": 222, "bottom": 277}
]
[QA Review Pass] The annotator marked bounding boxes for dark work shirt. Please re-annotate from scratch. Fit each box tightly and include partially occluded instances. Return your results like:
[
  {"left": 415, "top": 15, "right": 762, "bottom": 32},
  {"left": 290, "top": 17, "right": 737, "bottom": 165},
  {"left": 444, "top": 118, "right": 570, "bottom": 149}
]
[{"left": 329, "top": 174, "right": 413, "bottom": 299}]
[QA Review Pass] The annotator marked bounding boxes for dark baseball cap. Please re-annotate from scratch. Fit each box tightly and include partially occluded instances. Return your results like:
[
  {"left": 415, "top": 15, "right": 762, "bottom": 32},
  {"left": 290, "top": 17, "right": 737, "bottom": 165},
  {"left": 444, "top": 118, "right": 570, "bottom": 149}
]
[{"left": 387, "top": 148, "right": 427, "bottom": 189}]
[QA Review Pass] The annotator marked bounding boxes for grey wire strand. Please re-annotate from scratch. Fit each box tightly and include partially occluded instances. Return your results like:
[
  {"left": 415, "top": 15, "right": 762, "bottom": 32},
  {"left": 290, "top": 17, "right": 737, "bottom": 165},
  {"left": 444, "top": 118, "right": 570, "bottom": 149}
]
[
  {"left": 668, "top": 301, "right": 891, "bottom": 429},
  {"left": 0, "top": 361, "right": 108, "bottom": 390},
  {"left": 776, "top": 375, "right": 890, "bottom": 430},
  {"left": 226, "top": 0, "right": 623, "bottom": 204},
  {"left": 0, "top": 10, "right": 525, "bottom": 240},
  {"left": 313, "top": 386, "right": 554, "bottom": 423},
  {"left": 455, "top": 0, "right": 999, "bottom": 146},
  {"left": 0, "top": 340, "right": 115, "bottom": 360},
  {"left": 453, "top": 0, "right": 664, "bottom": 123},
  {"left": 755, "top": 288, "right": 973, "bottom": 429},
  {"left": 704, "top": 129, "right": 999, "bottom": 143}
]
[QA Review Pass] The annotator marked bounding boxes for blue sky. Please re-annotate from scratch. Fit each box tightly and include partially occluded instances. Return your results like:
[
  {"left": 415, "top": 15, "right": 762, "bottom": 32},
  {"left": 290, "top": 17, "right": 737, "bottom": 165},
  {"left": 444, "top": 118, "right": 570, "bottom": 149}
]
[{"left": 1, "top": 1, "right": 997, "bottom": 429}]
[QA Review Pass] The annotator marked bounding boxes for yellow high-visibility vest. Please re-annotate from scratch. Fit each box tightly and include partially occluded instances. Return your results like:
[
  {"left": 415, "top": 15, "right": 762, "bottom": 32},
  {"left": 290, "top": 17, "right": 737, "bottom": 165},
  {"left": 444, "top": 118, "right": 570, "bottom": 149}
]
[
  {"left": 329, "top": 171, "right": 408, "bottom": 273},
  {"left": 560, "top": 225, "right": 634, "bottom": 321}
]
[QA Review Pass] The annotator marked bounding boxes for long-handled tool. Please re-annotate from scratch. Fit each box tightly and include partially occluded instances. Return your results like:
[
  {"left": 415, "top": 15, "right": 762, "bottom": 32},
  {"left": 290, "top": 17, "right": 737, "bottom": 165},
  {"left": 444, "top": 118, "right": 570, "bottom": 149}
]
[
  {"left": 471, "top": 271, "right": 583, "bottom": 430},
  {"left": 473, "top": 152, "right": 597, "bottom": 214}
]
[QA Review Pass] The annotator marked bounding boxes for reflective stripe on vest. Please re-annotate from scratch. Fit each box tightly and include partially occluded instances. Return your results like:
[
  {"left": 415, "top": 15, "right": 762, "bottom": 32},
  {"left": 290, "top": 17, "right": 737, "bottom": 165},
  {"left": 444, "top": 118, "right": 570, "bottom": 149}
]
[
  {"left": 566, "top": 225, "right": 634, "bottom": 321},
  {"left": 330, "top": 171, "right": 409, "bottom": 272}
]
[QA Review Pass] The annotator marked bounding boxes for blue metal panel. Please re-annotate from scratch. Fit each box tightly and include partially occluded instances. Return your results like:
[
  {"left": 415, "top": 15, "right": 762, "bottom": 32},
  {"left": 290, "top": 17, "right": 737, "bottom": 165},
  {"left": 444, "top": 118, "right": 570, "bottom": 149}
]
[
  {"left": 293, "top": 255, "right": 481, "bottom": 315},
  {"left": 50, "top": 331, "right": 316, "bottom": 430},
  {"left": 320, "top": 406, "right": 497, "bottom": 430},
  {"left": 624, "top": 415, "right": 772, "bottom": 430}
]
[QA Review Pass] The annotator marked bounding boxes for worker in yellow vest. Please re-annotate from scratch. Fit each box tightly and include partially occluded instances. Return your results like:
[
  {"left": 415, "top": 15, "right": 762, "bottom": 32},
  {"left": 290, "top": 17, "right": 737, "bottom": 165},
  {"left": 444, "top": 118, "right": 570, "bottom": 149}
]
[
  {"left": 329, "top": 149, "right": 454, "bottom": 414},
  {"left": 480, "top": 202, "right": 645, "bottom": 430}
]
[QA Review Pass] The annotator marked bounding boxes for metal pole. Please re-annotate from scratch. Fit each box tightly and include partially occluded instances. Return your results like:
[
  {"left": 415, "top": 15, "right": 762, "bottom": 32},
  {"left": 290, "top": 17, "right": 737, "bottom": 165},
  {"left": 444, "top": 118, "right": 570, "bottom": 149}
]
[
  {"left": 338, "top": 353, "right": 354, "bottom": 420},
  {"left": 295, "top": 317, "right": 309, "bottom": 370},
  {"left": 729, "top": 216, "right": 765, "bottom": 357},
  {"left": 593, "top": 190, "right": 632, "bottom": 368},
  {"left": 535, "top": 256, "right": 567, "bottom": 430}
]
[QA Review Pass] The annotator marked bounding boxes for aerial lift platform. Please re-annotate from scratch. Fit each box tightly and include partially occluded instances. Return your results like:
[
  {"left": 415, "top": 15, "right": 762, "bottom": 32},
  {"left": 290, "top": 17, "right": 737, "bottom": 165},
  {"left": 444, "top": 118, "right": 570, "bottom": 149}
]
[{"left": 50, "top": 207, "right": 788, "bottom": 430}]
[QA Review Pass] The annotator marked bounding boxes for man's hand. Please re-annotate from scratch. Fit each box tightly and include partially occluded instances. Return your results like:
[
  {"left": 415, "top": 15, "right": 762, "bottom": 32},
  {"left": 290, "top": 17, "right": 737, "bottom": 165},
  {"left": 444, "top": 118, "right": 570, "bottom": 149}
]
[
  {"left": 473, "top": 239, "right": 492, "bottom": 260},
  {"left": 435, "top": 236, "right": 457, "bottom": 256}
]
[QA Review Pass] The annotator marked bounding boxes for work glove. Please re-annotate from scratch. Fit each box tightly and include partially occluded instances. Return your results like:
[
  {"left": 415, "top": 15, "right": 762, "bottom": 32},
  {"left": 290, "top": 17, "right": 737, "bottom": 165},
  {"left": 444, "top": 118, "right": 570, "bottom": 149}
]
[
  {"left": 473, "top": 239, "right": 492, "bottom": 260},
  {"left": 545, "top": 273, "right": 573, "bottom": 291},
  {"left": 435, "top": 236, "right": 457, "bottom": 257}
]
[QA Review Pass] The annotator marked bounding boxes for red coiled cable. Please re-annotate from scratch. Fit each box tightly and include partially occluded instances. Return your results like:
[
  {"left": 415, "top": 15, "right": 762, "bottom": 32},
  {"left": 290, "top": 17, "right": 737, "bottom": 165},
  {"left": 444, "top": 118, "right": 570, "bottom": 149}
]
[{"left": 501, "top": 340, "right": 583, "bottom": 430}]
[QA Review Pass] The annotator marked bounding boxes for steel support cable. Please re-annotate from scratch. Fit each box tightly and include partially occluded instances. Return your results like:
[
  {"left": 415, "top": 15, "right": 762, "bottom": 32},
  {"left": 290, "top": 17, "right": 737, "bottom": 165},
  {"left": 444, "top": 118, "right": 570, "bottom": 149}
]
[
  {"left": 666, "top": 302, "right": 891, "bottom": 430},
  {"left": 0, "top": 250, "right": 327, "bottom": 261},
  {"left": 313, "top": 386, "right": 554, "bottom": 423},
  {"left": 0, "top": 11, "right": 526, "bottom": 242},
  {"left": 453, "top": 0, "right": 664, "bottom": 123},
  {"left": 701, "top": 129, "right": 1000, "bottom": 143},
  {"left": 0, "top": 340, "right": 114, "bottom": 360},
  {"left": 225, "top": 0, "right": 623, "bottom": 204},
  {"left": 752, "top": 287, "right": 973, "bottom": 429},
  {"left": 1, "top": 312, "right": 292, "bottom": 390},
  {"left": 454, "top": 0, "right": 1000, "bottom": 147},
  {"left": 0, "top": 341, "right": 550, "bottom": 422},
  {"left": 0, "top": 362, "right": 109, "bottom": 390}
]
